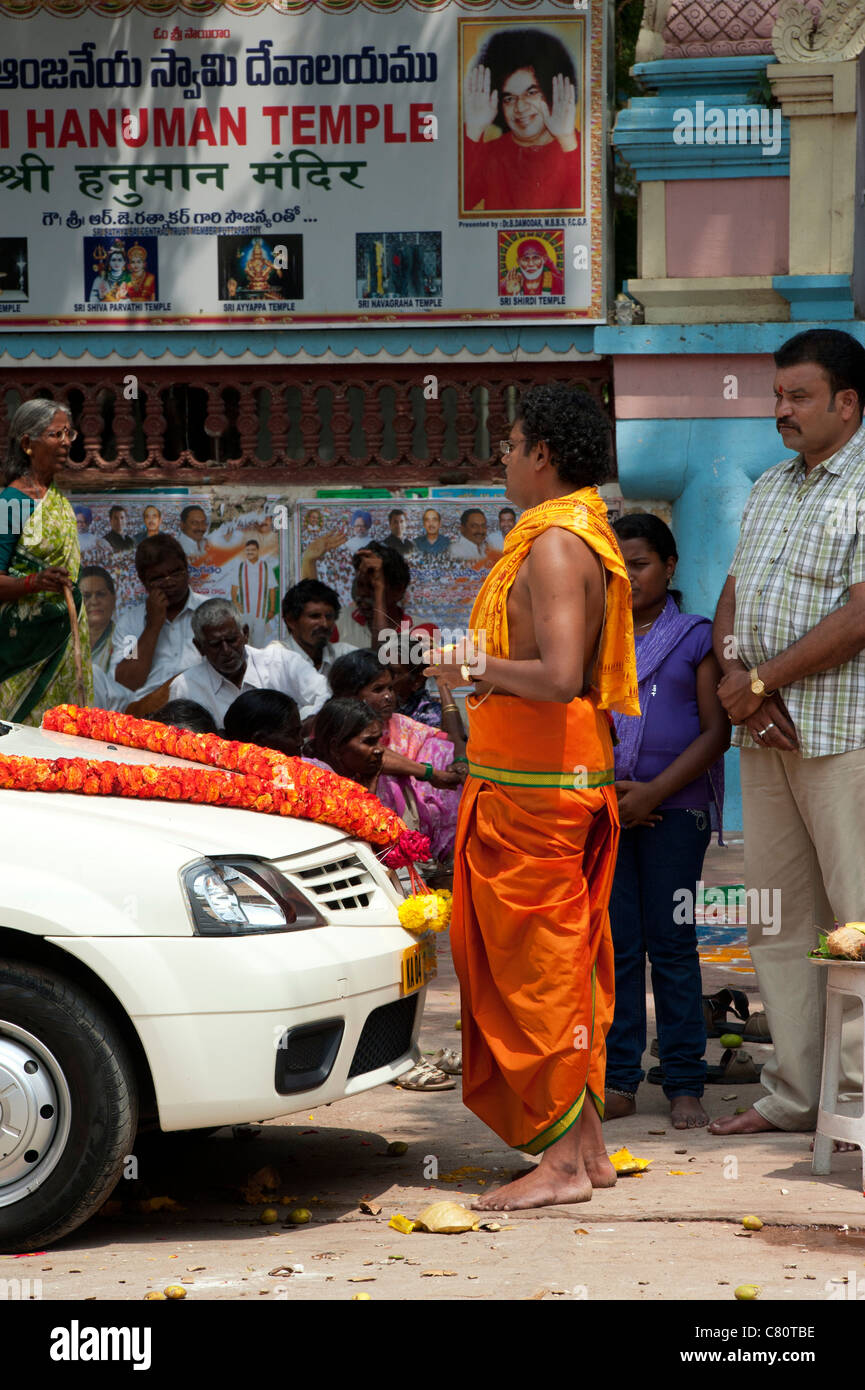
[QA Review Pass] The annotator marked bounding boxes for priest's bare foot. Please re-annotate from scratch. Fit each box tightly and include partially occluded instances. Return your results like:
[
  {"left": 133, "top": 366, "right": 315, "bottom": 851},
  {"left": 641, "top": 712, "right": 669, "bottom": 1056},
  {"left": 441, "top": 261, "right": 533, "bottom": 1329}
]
[
  {"left": 603, "top": 1091, "right": 635, "bottom": 1121},
  {"left": 473, "top": 1119, "right": 592, "bottom": 1210},
  {"left": 670, "top": 1095, "right": 709, "bottom": 1130},
  {"left": 708, "top": 1106, "right": 780, "bottom": 1136},
  {"left": 472, "top": 1162, "right": 593, "bottom": 1211},
  {"left": 581, "top": 1097, "right": 617, "bottom": 1187}
]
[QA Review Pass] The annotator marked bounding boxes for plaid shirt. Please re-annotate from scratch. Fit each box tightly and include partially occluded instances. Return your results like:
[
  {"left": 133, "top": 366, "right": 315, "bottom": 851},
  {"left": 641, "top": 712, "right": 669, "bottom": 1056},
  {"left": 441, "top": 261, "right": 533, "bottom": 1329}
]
[{"left": 730, "top": 421, "right": 865, "bottom": 758}]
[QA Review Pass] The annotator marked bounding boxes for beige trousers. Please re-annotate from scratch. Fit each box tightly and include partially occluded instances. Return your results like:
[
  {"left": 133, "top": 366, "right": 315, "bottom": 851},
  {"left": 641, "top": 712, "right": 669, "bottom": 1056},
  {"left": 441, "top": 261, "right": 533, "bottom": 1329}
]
[{"left": 740, "top": 745, "right": 864, "bottom": 1131}]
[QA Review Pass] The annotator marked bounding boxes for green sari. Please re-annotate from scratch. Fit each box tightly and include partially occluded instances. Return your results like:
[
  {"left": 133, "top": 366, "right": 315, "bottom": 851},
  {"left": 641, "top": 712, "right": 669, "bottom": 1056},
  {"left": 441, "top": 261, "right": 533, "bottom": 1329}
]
[{"left": 0, "top": 484, "right": 93, "bottom": 725}]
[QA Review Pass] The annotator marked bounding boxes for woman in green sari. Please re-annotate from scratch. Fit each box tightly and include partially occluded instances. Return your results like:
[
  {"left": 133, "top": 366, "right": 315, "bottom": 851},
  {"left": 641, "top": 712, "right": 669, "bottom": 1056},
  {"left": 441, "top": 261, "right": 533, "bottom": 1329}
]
[{"left": 0, "top": 400, "right": 93, "bottom": 725}]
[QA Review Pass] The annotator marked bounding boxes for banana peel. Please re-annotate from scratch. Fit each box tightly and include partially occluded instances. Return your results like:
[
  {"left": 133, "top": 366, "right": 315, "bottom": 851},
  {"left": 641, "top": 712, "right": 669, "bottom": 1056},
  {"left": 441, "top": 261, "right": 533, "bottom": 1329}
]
[
  {"left": 388, "top": 1214, "right": 417, "bottom": 1234},
  {"left": 609, "top": 1146, "right": 652, "bottom": 1176}
]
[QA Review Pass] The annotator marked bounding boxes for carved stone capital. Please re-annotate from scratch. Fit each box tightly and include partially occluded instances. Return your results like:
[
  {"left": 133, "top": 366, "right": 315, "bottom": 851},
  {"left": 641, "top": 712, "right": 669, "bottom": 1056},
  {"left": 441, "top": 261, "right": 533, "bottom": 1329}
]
[
  {"left": 768, "top": 58, "right": 858, "bottom": 114},
  {"left": 773, "top": 0, "right": 865, "bottom": 63}
]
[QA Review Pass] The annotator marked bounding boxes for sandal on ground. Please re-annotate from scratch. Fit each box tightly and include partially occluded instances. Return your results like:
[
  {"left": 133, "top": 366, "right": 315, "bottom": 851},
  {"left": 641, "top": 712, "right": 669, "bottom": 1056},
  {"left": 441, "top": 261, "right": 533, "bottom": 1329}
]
[
  {"left": 429, "top": 1047, "right": 462, "bottom": 1075},
  {"left": 704, "top": 1001, "right": 772, "bottom": 1043},
  {"left": 392, "top": 1060, "right": 456, "bottom": 1091},
  {"left": 740, "top": 1013, "right": 771, "bottom": 1042},
  {"left": 647, "top": 1047, "right": 762, "bottom": 1087},
  {"left": 702, "top": 986, "right": 750, "bottom": 1037}
]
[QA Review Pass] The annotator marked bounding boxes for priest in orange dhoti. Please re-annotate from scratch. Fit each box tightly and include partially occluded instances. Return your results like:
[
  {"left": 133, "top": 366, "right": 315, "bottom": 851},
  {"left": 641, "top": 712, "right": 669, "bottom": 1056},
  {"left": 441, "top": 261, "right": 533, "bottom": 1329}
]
[{"left": 429, "top": 383, "right": 638, "bottom": 1210}]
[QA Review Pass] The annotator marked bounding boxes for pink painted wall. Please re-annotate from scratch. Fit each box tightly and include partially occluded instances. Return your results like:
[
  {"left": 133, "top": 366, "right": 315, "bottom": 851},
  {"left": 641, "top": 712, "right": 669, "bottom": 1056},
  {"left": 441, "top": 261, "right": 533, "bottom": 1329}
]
[
  {"left": 665, "top": 179, "right": 789, "bottom": 277},
  {"left": 614, "top": 355, "right": 777, "bottom": 419}
]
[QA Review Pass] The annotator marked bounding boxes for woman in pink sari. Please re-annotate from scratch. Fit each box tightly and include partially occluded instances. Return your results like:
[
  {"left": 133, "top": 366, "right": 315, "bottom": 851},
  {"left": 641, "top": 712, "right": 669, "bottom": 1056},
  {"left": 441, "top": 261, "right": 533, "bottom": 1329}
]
[{"left": 328, "top": 649, "right": 464, "bottom": 863}]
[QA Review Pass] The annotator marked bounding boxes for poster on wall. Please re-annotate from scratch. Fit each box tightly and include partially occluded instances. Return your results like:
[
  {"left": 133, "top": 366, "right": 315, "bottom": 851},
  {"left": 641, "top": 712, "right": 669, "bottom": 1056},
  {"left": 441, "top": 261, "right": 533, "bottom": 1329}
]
[
  {"left": 295, "top": 495, "right": 520, "bottom": 632},
  {"left": 70, "top": 493, "right": 285, "bottom": 676},
  {"left": 0, "top": 0, "right": 606, "bottom": 328}
]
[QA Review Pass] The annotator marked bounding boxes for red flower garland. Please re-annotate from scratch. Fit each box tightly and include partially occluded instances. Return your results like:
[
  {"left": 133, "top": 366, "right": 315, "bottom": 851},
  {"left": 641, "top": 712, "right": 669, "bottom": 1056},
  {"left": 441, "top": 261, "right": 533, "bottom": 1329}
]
[{"left": 0, "top": 705, "right": 430, "bottom": 862}]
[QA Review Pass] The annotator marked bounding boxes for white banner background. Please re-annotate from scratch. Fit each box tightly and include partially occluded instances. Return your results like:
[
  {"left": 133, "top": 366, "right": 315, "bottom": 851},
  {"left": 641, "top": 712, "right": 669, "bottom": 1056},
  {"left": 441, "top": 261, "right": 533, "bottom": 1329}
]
[{"left": 0, "top": 0, "right": 605, "bottom": 328}]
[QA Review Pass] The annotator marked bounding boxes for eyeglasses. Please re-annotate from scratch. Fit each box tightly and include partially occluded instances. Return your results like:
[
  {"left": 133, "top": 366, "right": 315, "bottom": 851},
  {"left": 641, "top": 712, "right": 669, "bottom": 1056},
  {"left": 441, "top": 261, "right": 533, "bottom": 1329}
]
[
  {"left": 501, "top": 86, "right": 543, "bottom": 110},
  {"left": 43, "top": 427, "right": 77, "bottom": 442},
  {"left": 499, "top": 437, "right": 526, "bottom": 457}
]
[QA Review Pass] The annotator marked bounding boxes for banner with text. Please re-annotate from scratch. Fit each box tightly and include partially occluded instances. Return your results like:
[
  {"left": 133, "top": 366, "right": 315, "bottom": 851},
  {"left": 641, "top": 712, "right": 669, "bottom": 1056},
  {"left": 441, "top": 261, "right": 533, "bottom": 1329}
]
[{"left": 0, "top": 0, "right": 606, "bottom": 328}]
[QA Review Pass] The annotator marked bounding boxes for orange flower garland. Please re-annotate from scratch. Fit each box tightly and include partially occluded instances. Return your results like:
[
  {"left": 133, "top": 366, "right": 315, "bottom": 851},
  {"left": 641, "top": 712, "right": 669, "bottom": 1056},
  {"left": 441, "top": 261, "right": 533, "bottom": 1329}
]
[{"left": 0, "top": 705, "right": 416, "bottom": 851}]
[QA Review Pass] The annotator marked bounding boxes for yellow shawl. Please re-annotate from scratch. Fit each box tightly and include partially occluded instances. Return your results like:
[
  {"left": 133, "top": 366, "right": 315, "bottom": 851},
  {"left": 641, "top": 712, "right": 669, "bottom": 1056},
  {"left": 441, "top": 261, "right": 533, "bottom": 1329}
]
[{"left": 470, "top": 487, "right": 639, "bottom": 715}]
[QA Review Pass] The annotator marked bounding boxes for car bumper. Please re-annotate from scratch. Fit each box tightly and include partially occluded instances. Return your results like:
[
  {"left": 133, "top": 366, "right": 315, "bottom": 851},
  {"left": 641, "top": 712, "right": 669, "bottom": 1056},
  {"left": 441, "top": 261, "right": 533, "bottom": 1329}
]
[{"left": 51, "top": 927, "right": 429, "bottom": 1130}]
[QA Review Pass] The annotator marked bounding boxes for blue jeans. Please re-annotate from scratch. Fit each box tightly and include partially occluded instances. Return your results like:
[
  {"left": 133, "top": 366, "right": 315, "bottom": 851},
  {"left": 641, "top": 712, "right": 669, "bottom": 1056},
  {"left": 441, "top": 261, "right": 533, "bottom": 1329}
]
[{"left": 605, "top": 809, "right": 710, "bottom": 1099}]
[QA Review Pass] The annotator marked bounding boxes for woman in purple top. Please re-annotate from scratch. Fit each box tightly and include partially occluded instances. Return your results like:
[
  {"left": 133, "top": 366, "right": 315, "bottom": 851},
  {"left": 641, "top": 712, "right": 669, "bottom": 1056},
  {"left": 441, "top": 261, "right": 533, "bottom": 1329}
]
[{"left": 605, "top": 514, "right": 731, "bottom": 1130}]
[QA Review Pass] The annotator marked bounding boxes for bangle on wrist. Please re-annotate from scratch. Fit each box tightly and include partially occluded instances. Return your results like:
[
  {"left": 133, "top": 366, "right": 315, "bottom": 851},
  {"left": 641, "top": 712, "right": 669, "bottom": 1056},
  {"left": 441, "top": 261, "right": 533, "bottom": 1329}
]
[
  {"left": 25, "top": 573, "right": 37, "bottom": 592},
  {"left": 441, "top": 703, "right": 458, "bottom": 714},
  {"left": 422, "top": 762, "right": 435, "bottom": 782},
  {"left": 452, "top": 755, "right": 468, "bottom": 764}
]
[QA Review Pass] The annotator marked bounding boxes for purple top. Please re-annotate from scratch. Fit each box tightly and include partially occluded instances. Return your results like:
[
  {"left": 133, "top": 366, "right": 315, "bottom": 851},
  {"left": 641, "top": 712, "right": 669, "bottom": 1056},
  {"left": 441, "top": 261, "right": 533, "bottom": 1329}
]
[{"left": 627, "top": 622, "right": 714, "bottom": 810}]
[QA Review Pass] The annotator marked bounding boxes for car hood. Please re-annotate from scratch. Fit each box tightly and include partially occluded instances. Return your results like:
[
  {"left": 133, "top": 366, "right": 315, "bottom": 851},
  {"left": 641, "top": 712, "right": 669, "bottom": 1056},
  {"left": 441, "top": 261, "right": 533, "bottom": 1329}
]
[{"left": 0, "top": 720, "right": 350, "bottom": 860}]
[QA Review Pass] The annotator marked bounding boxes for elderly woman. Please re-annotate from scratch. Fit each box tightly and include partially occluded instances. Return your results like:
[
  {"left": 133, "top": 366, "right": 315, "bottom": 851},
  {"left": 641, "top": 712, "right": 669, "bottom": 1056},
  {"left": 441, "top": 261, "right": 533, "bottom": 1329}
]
[
  {"left": 328, "top": 648, "right": 463, "bottom": 863},
  {"left": 308, "top": 697, "right": 385, "bottom": 791},
  {"left": 0, "top": 400, "right": 92, "bottom": 724}
]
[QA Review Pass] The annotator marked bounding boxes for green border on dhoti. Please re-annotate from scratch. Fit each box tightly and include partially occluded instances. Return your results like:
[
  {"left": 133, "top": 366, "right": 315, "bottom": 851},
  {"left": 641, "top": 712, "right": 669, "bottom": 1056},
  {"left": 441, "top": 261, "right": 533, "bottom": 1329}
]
[{"left": 467, "top": 761, "right": 614, "bottom": 789}]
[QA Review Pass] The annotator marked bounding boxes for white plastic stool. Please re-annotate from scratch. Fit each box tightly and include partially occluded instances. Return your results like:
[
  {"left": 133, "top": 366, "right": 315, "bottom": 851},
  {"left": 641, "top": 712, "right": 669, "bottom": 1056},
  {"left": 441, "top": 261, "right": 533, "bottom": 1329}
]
[{"left": 811, "top": 961, "right": 865, "bottom": 1190}]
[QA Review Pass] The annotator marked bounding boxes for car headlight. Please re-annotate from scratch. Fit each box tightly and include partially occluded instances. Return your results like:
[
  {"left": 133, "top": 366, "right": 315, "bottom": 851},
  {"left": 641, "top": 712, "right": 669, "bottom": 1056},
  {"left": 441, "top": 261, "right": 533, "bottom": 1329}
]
[{"left": 181, "top": 857, "right": 325, "bottom": 935}]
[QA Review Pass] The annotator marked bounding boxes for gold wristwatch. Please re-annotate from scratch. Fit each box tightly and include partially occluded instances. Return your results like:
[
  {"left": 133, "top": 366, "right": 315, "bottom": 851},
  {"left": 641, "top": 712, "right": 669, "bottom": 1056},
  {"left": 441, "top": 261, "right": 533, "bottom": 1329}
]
[{"left": 749, "top": 667, "right": 770, "bottom": 697}]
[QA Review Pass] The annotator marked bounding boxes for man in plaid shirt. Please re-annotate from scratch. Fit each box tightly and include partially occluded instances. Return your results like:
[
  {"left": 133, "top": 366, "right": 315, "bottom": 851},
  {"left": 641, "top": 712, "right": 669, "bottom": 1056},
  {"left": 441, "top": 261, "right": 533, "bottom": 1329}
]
[{"left": 710, "top": 329, "right": 865, "bottom": 1138}]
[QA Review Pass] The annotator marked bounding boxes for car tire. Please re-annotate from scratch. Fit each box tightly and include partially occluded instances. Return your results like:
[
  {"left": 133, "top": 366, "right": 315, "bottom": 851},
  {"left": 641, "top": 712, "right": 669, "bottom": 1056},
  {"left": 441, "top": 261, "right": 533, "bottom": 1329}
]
[{"left": 0, "top": 961, "right": 138, "bottom": 1253}]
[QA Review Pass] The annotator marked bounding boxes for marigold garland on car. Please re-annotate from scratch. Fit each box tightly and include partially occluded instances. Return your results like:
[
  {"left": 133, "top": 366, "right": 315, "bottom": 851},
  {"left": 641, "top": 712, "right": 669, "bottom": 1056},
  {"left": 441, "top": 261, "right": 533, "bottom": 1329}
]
[{"left": 0, "top": 705, "right": 431, "bottom": 859}]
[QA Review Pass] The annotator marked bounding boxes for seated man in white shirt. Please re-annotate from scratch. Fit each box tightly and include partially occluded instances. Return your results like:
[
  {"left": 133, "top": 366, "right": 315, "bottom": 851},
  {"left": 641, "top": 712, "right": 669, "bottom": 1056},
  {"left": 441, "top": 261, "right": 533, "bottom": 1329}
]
[
  {"left": 169, "top": 598, "right": 329, "bottom": 728},
  {"left": 281, "top": 579, "right": 356, "bottom": 678},
  {"left": 111, "top": 534, "right": 210, "bottom": 706}
]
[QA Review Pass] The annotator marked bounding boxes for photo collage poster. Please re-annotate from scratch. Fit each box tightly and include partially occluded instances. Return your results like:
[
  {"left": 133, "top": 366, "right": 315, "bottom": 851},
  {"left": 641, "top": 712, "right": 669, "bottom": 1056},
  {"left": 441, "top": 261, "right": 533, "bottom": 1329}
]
[
  {"left": 295, "top": 491, "right": 516, "bottom": 634},
  {"left": 70, "top": 493, "right": 285, "bottom": 672}
]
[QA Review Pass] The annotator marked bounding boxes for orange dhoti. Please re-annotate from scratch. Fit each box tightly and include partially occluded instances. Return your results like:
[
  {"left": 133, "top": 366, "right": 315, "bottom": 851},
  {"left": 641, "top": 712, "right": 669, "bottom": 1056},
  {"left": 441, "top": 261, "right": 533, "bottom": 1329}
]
[{"left": 451, "top": 691, "right": 620, "bottom": 1154}]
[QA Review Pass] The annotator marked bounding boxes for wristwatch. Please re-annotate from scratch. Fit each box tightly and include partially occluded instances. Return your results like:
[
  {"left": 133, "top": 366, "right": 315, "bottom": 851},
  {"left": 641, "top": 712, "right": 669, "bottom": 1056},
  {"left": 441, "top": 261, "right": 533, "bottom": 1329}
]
[{"left": 749, "top": 667, "right": 772, "bottom": 697}]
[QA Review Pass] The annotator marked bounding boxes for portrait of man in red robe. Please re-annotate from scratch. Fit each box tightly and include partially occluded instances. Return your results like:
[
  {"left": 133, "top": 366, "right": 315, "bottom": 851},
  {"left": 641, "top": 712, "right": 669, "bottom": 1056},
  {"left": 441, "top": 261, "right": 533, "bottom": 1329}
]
[
  {"left": 499, "top": 235, "right": 565, "bottom": 297},
  {"left": 462, "top": 23, "right": 583, "bottom": 216}
]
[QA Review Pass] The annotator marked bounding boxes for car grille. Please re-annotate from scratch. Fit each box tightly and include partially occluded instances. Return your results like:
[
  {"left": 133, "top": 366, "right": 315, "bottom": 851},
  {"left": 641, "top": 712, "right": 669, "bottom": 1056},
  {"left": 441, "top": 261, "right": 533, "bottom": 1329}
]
[
  {"left": 347, "top": 994, "right": 418, "bottom": 1078},
  {"left": 274, "top": 1018, "right": 345, "bottom": 1095},
  {"left": 293, "top": 854, "right": 376, "bottom": 912}
]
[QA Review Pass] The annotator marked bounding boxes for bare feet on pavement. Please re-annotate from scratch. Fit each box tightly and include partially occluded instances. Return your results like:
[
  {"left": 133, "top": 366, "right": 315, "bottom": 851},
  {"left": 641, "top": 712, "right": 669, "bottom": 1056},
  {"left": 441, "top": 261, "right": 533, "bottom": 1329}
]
[
  {"left": 670, "top": 1095, "right": 709, "bottom": 1130},
  {"left": 473, "top": 1111, "right": 595, "bottom": 1211},
  {"left": 708, "top": 1106, "right": 780, "bottom": 1136},
  {"left": 473, "top": 1161, "right": 592, "bottom": 1211},
  {"left": 810, "top": 1137, "right": 859, "bottom": 1153}
]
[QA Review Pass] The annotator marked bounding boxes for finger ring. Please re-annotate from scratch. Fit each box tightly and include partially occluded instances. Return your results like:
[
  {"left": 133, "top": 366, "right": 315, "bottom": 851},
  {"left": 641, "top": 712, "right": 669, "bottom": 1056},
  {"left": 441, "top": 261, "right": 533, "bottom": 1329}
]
[
  {"left": 757, "top": 727, "right": 769, "bottom": 737},
  {"left": 763, "top": 723, "right": 776, "bottom": 733}
]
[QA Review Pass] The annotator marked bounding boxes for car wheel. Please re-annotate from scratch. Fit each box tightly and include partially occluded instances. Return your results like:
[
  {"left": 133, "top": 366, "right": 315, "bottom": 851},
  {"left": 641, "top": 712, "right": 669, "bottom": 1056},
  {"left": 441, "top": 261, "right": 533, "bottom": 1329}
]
[{"left": 0, "top": 961, "right": 137, "bottom": 1253}]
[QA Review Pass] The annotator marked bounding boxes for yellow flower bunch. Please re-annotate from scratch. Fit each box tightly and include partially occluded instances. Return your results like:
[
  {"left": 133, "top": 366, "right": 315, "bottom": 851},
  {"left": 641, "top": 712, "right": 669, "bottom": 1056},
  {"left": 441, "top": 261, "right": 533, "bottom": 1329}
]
[{"left": 398, "top": 888, "right": 453, "bottom": 934}]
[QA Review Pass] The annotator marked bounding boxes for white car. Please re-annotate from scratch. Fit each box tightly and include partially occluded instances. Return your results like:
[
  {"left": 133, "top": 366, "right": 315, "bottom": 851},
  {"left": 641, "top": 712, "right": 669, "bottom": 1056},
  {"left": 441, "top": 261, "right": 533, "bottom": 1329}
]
[{"left": 0, "top": 719, "right": 434, "bottom": 1253}]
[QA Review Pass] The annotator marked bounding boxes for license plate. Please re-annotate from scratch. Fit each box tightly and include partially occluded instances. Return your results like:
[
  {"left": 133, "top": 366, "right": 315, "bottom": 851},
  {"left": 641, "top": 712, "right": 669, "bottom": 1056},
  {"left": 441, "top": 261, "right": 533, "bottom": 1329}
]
[{"left": 401, "top": 936, "right": 437, "bottom": 994}]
